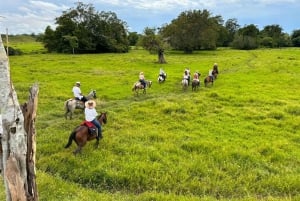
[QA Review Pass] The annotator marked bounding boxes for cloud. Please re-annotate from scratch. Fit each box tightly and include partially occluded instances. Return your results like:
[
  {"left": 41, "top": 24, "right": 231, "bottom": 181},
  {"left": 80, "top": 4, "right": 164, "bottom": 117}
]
[{"left": 0, "top": 0, "right": 299, "bottom": 34}]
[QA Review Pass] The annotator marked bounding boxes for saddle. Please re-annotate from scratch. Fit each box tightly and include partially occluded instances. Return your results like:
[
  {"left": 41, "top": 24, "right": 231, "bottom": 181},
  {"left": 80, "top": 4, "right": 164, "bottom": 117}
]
[
  {"left": 81, "top": 121, "right": 97, "bottom": 135},
  {"left": 75, "top": 99, "right": 85, "bottom": 109}
]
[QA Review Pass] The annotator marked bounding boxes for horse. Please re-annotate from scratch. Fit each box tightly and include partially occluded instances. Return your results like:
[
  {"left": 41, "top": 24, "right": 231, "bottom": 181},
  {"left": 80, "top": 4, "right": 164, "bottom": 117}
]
[
  {"left": 204, "top": 75, "right": 214, "bottom": 87},
  {"left": 213, "top": 66, "right": 219, "bottom": 79},
  {"left": 182, "top": 79, "right": 188, "bottom": 91},
  {"left": 158, "top": 73, "right": 167, "bottom": 83},
  {"left": 204, "top": 69, "right": 218, "bottom": 87},
  {"left": 132, "top": 80, "right": 152, "bottom": 95},
  {"left": 64, "top": 90, "right": 97, "bottom": 120},
  {"left": 64, "top": 112, "right": 107, "bottom": 155},
  {"left": 192, "top": 79, "right": 200, "bottom": 91}
]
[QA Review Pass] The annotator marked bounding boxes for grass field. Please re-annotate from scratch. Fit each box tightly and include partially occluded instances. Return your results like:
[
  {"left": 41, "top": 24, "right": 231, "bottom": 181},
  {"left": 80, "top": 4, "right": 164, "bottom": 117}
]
[{"left": 1, "top": 39, "right": 300, "bottom": 200}]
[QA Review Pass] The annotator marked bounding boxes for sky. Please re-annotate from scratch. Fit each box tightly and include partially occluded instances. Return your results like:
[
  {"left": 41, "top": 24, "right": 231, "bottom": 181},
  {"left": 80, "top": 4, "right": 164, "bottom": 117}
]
[{"left": 0, "top": 0, "right": 299, "bottom": 35}]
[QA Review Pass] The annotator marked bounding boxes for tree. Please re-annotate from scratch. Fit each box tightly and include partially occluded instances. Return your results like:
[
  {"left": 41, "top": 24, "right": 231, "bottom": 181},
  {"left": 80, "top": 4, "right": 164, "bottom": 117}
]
[
  {"left": 42, "top": 2, "right": 129, "bottom": 53},
  {"left": 260, "top": 24, "right": 288, "bottom": 47},
  {"left": 232, "top": 24, "right": 259, "bottom": 49},
  {"left": 291, "top": 29, "right": 300, "bottom": 47},
  {"left": 140, "top": 27, "right": 166, "bottom": 63},
  {"left": 128, "top": 32, "right": 139, "bottom": 46},
  {"left": 223, "top": 18, "right": 240, "bottom": 46},
  {"left": 63, "top": 35, "right": 78, "bottom": 54},
  {"left": 0, "top": 36, "right": 39, "bottom": 200},
  {"left": 161, "top": 9, "right": 223, "bottom": 53}
]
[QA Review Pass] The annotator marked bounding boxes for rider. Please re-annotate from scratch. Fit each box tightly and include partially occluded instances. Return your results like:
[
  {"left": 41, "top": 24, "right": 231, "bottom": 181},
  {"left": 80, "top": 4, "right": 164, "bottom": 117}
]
[
  {"left": 213, "top": 63, "right": 219, "bottom": 74},
  {"left": 208, "top": 69, "right": 214, "bottom": 81},
  {"left": 184, "top": 67, "right": 191, "bottom": 85},
  {"left": 72, "top": 81, "right": 88, "bottom": 103},
  {"left": 159, "top": 68, "right": 166, "bottom": 81},
  {"left": 84, "top": 100, "right": 102, "bottom": 139},
  {"left": 193, "top": 71, "right": 200, "bottom": 82},
  {"left": 183, "top": 70, "right": 189, "bottom": 83},
  {"left": 139, "top": 72, "right": 146, "bottom": 89}
]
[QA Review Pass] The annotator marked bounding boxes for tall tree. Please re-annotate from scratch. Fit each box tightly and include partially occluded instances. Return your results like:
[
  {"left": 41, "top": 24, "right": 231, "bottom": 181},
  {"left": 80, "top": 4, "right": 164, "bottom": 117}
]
[
  {"left": 291, "top": 29, "right": 300, "bottom": 47},
  {"left": 224, "top": 18, "right": 240, "bottom": 46},
  {"left": 161, "top": 9, "right": 223, "bottom": 53},
  {"left": 140, "top": 27, "right": 166, "bottom": 63},
  {"left": 42, "top": 2, "right": 129, "bottom": 53},
  {"left": 260, "top": 24, "right": 287, "bottom": 47},
  {"left": 232, "top": 24, "right": 259, "bottom": 49}
]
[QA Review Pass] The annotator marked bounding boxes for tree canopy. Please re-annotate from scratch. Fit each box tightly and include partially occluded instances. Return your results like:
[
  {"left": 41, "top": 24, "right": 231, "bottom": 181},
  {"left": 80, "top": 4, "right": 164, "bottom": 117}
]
[
  {"left": 42, "top": 2, "right": 129, "bottom": 53},
  {"left": 160, "top": 10, "right": 223, "bottom": 53}
]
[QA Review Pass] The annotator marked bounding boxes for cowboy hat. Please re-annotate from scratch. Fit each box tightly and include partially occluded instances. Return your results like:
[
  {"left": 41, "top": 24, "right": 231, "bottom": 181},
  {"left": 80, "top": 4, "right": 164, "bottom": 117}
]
[{"left": 85, "top": 100, "right": 96, "bottom": 109}]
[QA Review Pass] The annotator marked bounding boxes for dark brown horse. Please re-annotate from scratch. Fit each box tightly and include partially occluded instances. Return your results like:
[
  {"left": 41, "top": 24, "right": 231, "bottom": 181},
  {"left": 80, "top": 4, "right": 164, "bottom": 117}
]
[
  {"left": 65, "top": 112, "right": 107, "bottom": 154},
  {"left": 204, "top": 70, "right": 217, "bottom": 87},
  {"left": 191, "top": 79, "right": 200, "bottom": 91},
  {"left": 204, "top": 75, "right": 214, "bottom": 87}
]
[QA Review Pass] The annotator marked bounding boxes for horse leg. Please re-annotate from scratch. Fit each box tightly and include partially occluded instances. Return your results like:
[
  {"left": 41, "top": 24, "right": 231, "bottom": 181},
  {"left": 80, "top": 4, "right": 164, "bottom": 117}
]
[
  {"left": 94, "top": 139, "right": 100, "bottom": 148},
  {"left": 73, "top": 146, "right": 82, "bottom": 155}
]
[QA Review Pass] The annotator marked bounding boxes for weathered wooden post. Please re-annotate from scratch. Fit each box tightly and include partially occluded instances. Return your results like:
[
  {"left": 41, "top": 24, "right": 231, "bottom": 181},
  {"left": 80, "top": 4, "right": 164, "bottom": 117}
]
[{"left": 0, "top": 34, "right": 39, "bottom": 200}]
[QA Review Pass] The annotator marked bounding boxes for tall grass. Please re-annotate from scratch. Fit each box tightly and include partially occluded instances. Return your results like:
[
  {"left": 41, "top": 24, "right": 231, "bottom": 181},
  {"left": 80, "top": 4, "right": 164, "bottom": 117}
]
[{"left": 1, "top": 44, "right": 300, "bottom": 200}]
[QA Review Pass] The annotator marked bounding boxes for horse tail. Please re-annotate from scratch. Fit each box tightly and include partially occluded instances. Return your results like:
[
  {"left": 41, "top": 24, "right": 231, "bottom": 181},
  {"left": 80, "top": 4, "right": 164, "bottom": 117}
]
[
  {"left": 132, "top": 83, "right": 136, "bottom": 91},
  {"left": 64, "top": 99, "right": 71, "bottom": 112},
  {"left": 65, "top": 130, "right": 76, "bottom": 148}
]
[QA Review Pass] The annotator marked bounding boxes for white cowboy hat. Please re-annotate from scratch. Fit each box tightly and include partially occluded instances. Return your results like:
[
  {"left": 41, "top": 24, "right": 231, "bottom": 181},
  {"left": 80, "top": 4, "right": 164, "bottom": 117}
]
[
  {"left": 76, "top": 81, "right": 81, "bottom": 85},
  {"left": 85, "top": 100, "right": 96, "bottom": 109}
]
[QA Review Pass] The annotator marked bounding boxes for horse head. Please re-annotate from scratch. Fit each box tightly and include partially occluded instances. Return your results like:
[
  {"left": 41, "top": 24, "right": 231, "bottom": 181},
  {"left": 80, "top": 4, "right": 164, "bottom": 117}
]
[
  {"left": 147, "top": 80, "right": 152, "bottom": 88},
  {"left": 86, "top": 90, "right": 97, "bottom": 99},
  {"left": 92, "top": 90, "right": 97, "bottom": 99},
  {"left": 98, "top": 112, "right": 107, "bottom": 124}
]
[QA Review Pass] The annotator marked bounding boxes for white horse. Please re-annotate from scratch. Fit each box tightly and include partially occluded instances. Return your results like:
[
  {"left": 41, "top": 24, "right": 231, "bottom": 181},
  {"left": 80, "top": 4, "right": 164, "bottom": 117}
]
[
  {"left": 158, "top": 73, "right": 167, "bottom": 83},
  {"left": 132, "top": 80, "right": 152, "bottom": 95},
  {"left": 182, "top": 79, "right": 188, "bottom": 91},
  {"left": 64, "top": 90, "right": 97, "bottom": 119}
]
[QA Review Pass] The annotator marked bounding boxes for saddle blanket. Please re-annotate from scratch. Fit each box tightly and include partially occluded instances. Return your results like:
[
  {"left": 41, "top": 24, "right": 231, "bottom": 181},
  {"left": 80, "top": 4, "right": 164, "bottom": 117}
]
[{"left": 81, "top": 120, "right": 95, "bottom": 128}]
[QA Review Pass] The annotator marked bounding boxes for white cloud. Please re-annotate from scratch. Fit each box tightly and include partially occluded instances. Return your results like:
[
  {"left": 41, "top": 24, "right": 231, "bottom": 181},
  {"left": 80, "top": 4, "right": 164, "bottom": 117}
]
[{"left": 0, "top": 0, "right": 299, "bottom": 34}]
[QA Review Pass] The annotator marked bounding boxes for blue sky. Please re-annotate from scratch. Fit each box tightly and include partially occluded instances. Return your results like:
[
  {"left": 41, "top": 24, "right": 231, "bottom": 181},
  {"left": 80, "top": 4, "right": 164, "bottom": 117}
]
[{"left": 0, "top": 0, "right": 299, "bottom": 35}]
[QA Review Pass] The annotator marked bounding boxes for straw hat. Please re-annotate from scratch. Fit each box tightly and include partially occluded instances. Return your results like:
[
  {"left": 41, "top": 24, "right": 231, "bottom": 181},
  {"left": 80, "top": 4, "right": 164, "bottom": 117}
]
[
  {"left": 85, "top": 100, "right": 96, "bottom": 109},
  {"left": 75, "top": 81, "right": 81, "bottom": 86}
]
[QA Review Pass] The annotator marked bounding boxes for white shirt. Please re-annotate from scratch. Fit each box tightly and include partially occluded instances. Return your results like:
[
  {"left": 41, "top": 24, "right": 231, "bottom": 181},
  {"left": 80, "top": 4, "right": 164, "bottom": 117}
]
[
  {"left": 72, "top": 86, "right": 83, "bottom": 99},
  {"left": 209, "top": 69, "right": 213, "bottom": 76},
  {"left": 84, "top": 108, "right": 98, "bottom": 121}
]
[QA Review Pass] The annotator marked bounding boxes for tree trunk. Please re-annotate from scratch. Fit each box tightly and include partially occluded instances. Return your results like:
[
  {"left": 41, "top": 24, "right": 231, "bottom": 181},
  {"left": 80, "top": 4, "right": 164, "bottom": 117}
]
[
  {"left": 158, "top": 48, "right": 166, "bottom": 64},
  {"left": 0, "top": 35, "right": 39, "bottom": 201}
]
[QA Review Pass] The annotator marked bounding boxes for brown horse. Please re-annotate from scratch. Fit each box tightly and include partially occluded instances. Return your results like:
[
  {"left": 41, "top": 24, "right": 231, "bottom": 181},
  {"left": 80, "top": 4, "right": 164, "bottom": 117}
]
[
  {"left": 204, "top": 70, "right": 217, "bottom": 87},
  {"left": 64, "top": 112, "right": 107, "bottom": 154},
  {"left": 191, "top": 79, "right": 200, "bottom": 91},
  {"left": 204, "top": 76, "right": 213, "bottom": 87}
]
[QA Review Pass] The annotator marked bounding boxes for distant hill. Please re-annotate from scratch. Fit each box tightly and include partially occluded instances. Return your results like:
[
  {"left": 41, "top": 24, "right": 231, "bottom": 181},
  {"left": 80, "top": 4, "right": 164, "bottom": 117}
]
[{"left": 1, "top": 34, "right": 46, "bottom": 54}]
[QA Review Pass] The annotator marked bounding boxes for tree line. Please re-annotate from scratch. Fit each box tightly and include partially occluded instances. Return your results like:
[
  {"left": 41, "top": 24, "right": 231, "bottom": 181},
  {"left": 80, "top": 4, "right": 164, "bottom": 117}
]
[{"left": 14, "top": 2, "right": 300, "bottom": 54}]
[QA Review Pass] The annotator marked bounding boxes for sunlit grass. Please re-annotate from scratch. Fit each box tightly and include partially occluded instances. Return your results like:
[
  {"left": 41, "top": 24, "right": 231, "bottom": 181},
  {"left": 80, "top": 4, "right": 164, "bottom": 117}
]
[{"left": 1, "top": 45, "right": 299, "bottom": 200}]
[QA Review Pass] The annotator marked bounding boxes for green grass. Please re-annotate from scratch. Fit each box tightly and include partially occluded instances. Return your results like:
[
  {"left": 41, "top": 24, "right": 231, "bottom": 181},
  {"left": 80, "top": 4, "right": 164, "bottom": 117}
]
[{"left": 1, "top": 42, "right": 300, "bottom": 200}]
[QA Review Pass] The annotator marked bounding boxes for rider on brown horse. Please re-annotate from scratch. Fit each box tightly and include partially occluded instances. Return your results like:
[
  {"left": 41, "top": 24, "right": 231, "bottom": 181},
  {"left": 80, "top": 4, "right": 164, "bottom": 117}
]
[{"left": 84, "top": 100, "right": 102, "bottom": 140}]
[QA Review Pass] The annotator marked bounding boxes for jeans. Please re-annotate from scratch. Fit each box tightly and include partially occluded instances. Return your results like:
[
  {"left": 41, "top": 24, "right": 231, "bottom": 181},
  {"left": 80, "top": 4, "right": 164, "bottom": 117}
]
[{"left": 91, "top": 118, "right": 102, "bottom": 138}]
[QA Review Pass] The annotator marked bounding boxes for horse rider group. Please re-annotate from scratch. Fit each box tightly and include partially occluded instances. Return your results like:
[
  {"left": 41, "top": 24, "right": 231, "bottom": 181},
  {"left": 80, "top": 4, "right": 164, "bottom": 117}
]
[
  {"left": 72, "top": 81, "right": 102, "bottom": 140},
  {"left": 182, "top": 63, "right": 218, "bottom": 85}
]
